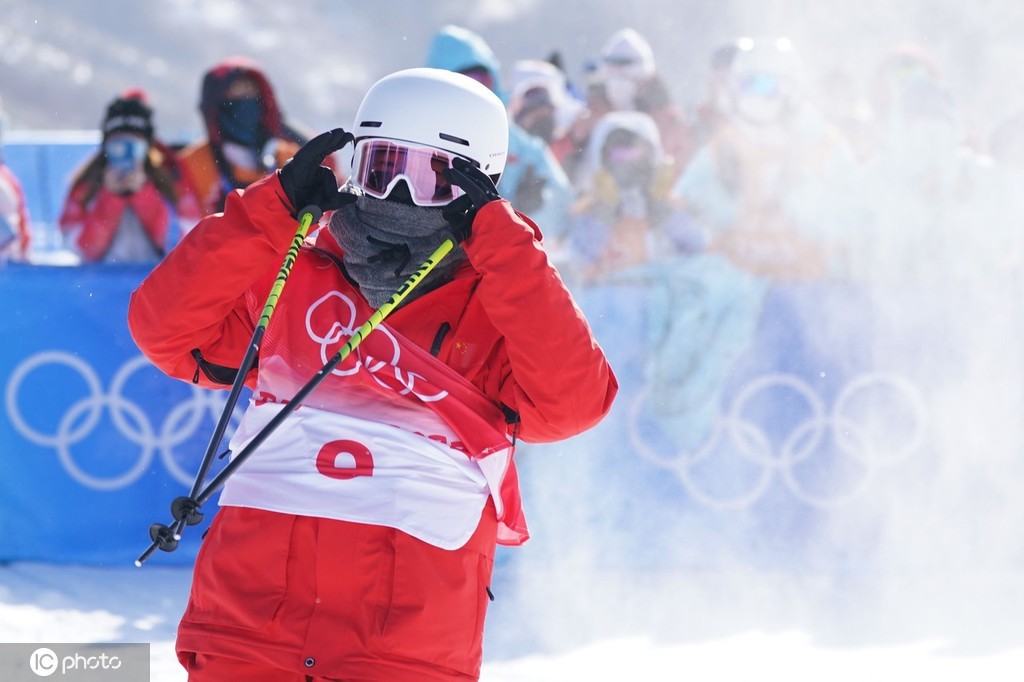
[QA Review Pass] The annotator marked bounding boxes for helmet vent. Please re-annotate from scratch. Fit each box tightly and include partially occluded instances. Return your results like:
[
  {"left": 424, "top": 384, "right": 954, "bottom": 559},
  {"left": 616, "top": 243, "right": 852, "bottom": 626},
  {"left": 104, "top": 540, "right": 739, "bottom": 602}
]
[
  {"left": 439, "top": 132, "right": 470, "bottom": 147},
  {"left": 360, "top": 121, "right": 383, "bottom": 128}
]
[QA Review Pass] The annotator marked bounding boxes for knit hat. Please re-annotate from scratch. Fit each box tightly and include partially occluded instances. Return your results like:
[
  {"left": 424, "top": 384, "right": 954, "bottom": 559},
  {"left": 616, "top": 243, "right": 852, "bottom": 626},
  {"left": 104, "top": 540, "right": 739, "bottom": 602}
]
[{"left": 102, "top": 91, "right": 154, "bottom": 141}]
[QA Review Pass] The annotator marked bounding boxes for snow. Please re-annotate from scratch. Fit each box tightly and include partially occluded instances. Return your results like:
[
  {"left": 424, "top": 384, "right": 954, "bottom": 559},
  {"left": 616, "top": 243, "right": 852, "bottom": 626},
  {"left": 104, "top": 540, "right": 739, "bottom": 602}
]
[
  {"left": 6, "top": 3, "right": 1024, "bottom": 681},
  {"left": 484, "top": 635, "right": 1024, "bottom": 682},
  {"left": 2, "top": 561, "right": 1022, "bottom": 681}
]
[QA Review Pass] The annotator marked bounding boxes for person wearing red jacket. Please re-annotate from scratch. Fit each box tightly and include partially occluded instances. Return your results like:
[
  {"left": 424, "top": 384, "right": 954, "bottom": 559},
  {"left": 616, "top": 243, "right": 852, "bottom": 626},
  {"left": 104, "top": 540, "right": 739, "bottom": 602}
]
[
  {"left": 0, "top": 162, "right": 30, "bottom": 262},
  {"left": 0, "top": 94, "right": 31, "bottom": 261},
  {"left": 58, "top": 90, "right": 201, "bottom": 263},
  {"left": 128, "top": 67, "right": 617, "bottom": 681}
]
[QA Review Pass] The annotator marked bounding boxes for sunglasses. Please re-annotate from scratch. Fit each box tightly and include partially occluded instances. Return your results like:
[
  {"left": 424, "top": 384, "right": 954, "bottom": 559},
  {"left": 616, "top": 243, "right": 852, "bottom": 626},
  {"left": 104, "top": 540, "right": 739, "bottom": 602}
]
[
  {"left": 351, "top": 139, "right": 468, "bottom": 207},
  {"left": 605, "top": 143, "right": 650, "bottom": 165},
  {"left": 458, "top": 67, "right": 495, "bottom": 92}
]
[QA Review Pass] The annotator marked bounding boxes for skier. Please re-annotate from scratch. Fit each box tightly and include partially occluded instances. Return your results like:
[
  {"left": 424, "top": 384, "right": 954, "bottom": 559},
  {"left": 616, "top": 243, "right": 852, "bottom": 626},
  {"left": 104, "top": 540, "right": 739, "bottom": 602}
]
[
  {"left": 128, "top": 67, "right": 617, "bottom": 681},
  {"left": 58, "top": 90, "right": 200, "bottom": 264}
]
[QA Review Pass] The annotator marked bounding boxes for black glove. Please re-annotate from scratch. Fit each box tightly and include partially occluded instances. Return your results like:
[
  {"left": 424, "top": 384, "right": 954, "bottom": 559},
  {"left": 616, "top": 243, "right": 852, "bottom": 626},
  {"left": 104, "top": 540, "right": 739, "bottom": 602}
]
[
  {"left": 442, "top": 157, "right": 503, "bottom": 243},
  {"left": 278, "top": 128, "right": 355, "bottom": 218}
]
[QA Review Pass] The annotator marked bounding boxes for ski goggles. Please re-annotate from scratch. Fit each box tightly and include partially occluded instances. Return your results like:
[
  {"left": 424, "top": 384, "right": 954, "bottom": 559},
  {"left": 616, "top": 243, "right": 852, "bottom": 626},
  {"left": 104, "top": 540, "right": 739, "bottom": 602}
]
[
  {"left": 351, "top": 139, "right": 467, "bottom": 207},
  {"left": 458, "top": 66, "right": 496, "bottom": 92},
  {"left": 605, "top": 142, "right": 651, "bottom": 166},
  {"left": 738, "top": 72, "right": 784, "bottom": 99}
]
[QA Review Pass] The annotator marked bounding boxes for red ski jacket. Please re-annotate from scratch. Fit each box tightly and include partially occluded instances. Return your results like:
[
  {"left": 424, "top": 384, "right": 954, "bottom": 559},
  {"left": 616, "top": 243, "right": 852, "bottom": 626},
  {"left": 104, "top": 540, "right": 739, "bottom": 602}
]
[
  {"left": 128, "top": 172, "right": 616, "bottom": 679},
  {"left": 129, "top": 173, "right": 616, "bottom": 445}
]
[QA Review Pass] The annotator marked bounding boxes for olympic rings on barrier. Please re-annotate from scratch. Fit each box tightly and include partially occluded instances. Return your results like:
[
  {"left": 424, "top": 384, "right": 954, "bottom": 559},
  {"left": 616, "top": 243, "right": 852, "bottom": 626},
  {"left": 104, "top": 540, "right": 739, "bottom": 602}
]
[
  {"left": 628, "top": 372, "right": 927, "bottom": 509},
  {"left": 6, "top": 350, "right": 241, "bottom": 491}
]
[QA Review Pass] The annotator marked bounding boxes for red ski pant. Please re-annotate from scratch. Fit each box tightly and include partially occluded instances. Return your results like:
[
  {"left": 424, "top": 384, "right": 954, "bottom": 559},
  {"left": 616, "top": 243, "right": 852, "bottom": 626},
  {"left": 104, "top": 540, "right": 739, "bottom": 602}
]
[{"left": 177, "top": 503, "right": 498, "bottom": 681}]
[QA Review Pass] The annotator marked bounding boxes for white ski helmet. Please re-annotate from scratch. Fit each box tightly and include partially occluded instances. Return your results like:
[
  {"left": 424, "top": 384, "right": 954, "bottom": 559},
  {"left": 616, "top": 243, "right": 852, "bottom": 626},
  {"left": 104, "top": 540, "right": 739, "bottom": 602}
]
[{"left": 350, "top": 67, "right": 509, "bottom": 179}]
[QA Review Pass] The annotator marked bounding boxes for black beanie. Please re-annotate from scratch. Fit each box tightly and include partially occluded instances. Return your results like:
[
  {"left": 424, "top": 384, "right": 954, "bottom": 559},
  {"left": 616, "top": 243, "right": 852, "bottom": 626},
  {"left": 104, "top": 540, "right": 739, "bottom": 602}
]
[{"left": 102, "top": 95, "right": 154, "bottom": 141}]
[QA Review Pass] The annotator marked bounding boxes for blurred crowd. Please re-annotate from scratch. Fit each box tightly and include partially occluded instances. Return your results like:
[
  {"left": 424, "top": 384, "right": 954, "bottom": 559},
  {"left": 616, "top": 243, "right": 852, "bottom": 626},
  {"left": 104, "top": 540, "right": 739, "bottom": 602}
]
[{"left": 1, "top": 25, "right": 1021, "bottom": 294}]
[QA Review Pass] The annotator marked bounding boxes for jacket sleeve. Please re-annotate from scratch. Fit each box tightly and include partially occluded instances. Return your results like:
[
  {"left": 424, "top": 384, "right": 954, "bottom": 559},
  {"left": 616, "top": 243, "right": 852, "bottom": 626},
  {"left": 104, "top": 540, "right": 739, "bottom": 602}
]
[
  {"left": 58, "top": 184, "right": 125, "bottom": 261},
  {"left": 126, "top": 182, "right": 172, "bottom": 250},
  {"left": 127, "top": 174, "right": 296, "bottom": 389},
  {"left": 10, "top": 169, "right": 30, "bottom": 259},
  {"left": 462, "top": 199, "right": 618, "bottom": 443}
]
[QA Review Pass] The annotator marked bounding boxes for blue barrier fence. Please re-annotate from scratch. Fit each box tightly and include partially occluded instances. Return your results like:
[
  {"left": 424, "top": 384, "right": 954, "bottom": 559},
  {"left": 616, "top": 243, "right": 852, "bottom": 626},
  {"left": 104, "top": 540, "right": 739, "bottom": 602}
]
[
  {"left": 3, "top": 132, "right": 101, "bottom": 254},
  {"left": 0, "top": 137, "right": 995, "bottom": 571},
  {"left": 1, "top": 263, "right": 233, "bottom": 565},
  {"left": 1, "top": 252, "right": 957, "bottom": 569}
]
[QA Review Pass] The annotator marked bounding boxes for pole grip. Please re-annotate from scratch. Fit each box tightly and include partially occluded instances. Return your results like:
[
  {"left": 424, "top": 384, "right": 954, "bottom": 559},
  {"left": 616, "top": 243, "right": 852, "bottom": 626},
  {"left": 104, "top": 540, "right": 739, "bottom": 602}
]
[{"left": 257, "top": 206, "right": 320, "bottom": 329}]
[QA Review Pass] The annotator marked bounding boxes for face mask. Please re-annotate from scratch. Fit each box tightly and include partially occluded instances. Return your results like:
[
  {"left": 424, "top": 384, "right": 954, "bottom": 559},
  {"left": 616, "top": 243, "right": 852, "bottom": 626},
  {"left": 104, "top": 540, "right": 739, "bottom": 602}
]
[
  {"left": 604, "top": 141, "right": 654, "bottom": 188},
  {"left": 605, "top": 76, "right": 639, "bottom": 110},
  {"left": 217, "top": 98, "right": 265, "bottom": 148},
  {"left": 522, "top": 111, "right": 557, "bottom": 142},
  {"left": 328, "top": 195, "right": 466, "bottom": 308},
  {"left": 221, "top": 141, "right": 259, "bottom": 172},
  {"left": 608, "top": 159, "right": 654, "bottom": 189},
  {"left": 733, "top": 92, "right": 788, "bottom": 126}
]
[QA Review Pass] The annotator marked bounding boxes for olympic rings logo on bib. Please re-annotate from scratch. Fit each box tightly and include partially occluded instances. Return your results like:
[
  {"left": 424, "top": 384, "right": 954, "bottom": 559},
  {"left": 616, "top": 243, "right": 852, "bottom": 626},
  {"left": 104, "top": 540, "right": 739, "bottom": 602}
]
[{"left": 304, "top": 290, "right": 448, "bottom": 402}]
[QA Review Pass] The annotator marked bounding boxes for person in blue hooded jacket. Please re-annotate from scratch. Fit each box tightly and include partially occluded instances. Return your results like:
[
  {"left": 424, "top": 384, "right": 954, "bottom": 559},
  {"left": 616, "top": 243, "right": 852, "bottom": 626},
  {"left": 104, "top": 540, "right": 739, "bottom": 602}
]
[{"left": 424, "top": 25, "right": 574, "bottom": 241}]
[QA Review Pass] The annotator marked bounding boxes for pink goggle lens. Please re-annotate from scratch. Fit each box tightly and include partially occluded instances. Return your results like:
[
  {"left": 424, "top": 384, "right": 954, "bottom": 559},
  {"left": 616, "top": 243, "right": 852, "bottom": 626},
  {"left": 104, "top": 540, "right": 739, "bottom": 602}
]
[{"left": 352, "top": 140, "right": 465, "bottom": 206}]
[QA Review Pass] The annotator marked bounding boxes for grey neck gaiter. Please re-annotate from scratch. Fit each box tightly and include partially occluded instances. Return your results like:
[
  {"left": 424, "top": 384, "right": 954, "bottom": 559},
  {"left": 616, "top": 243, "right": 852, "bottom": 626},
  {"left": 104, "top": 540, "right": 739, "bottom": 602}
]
[{"left": 328, "top": 195, "right": 467, "bottom": 308}]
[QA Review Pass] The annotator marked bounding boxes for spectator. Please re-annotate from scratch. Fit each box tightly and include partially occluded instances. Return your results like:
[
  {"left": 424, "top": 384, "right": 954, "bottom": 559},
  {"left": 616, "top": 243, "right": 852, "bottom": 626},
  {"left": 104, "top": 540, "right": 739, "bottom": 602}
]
[
  {"left": 690, "top": 42, "right": 740, "bottom": 149},
  {"left": 177, "top": 56, "right": 315, "bottom": 215},
  {"left": 671, "top": 37, "right": 855, "bottom": 281},
  {"left": 507, "top": 58, "right": 584, "bottom": 172},
  {"left": 563, "top": 110, "right": 704, "bottom": 283},
  {"left": 863, "top": 43, "right": 946, "bottom": 161},
  {"left": 986, "top": 112, "right": 1024, "bottom": 274},
  {"left": 573, "top": 28, "right": 695, "bottom": 185},
  {"left": 425, "top": 25, "right": 574, "bottom": 240},
  {"left": 58, "top": 90, "right": 198, "bottom": 264},
  {"left": 850, "top": 53, "right": 993, "bottom": 287},
  {"left": 0, "top": 96, "right": 31, "bottom": 262}
]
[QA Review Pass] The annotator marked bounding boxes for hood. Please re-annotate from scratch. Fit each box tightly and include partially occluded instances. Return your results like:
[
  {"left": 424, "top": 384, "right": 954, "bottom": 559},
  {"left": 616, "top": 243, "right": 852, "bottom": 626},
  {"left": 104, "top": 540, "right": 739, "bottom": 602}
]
[
  {"left": 600, "top": 28, "right": 656, "bottom": 80},
  {"left": 585, "top": 110, "right": 663, "bottom": 174},
  {"left": 508, "top": 59, "right": 568, "bottom": 114},
  {"left": 424, "top": 25, "right": 507, "bottom": 102},
  {"left": 199, "top": 56, "right": 285, "bottom": 146}
]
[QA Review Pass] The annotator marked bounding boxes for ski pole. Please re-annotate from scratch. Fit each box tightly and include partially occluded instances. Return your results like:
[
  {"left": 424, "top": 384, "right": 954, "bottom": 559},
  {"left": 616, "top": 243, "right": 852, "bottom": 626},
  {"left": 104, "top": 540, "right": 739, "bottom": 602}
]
[
  {"left": 136, "top": 236, "right": 457, "bottom": 566},
  {"left": 136, "top": 205, "right": 321, "bottom": 565}
]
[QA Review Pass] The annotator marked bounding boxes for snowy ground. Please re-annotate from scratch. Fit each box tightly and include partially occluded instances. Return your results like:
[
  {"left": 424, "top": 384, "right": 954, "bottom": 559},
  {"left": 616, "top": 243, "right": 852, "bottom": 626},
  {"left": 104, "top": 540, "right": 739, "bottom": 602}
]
[{"left": 2, "top": 561, "right": 1023, "bottom": 681}]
